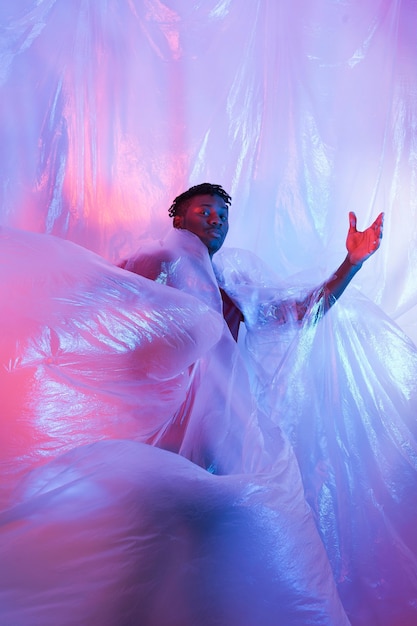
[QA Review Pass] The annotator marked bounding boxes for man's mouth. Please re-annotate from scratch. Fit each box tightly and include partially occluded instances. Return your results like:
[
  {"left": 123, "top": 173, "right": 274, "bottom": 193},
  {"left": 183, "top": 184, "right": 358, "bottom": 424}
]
[{"left": 207, "top": 229, "right": 223, "bottom": 238}]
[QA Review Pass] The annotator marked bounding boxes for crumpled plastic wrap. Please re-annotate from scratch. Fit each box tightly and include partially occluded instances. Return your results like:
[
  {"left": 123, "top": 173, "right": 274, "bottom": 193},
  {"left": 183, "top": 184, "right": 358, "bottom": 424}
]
[
  {"left": 0, "top": 1, "right": 417, "bottom": 342},
  {"left": 215, "top": 245, "right": 417, "bottom": 625},
  {"left": 0, "top": 226, "right": 350, "bottom": 626},
  {"left": 2, "top": 2, "right": 417, "bottom": 624},
  {"left": 0, "top": 225, "right": 224, "bottom": 506}
]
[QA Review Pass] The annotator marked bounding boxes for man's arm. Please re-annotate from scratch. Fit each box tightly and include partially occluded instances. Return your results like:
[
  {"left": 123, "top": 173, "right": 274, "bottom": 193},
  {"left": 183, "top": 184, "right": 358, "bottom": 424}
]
[
  {"left": 324, "top": 210, "right": 384, "bottom": 303},
  {"left": 295, "top": 211, "right": 384, "bottom": 320}
]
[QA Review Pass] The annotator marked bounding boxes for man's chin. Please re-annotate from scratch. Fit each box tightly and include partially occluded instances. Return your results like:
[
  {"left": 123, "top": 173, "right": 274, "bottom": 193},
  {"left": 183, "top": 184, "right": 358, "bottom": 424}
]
[
  {"left": 195, "top": 234, "right": 225, "bottom": 256},
  {"left": 207, "top": 236, "right": 225, "bottom": 252}
]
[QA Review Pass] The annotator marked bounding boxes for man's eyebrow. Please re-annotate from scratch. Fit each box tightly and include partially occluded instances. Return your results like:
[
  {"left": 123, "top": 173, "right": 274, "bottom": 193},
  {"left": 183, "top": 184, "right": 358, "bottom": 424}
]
[{"left": 199, "top": 202, "right": 228, "bottom": 209}]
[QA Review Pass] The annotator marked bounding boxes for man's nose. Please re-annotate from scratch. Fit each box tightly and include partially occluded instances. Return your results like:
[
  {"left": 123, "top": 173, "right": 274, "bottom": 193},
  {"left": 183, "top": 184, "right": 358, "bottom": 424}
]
[{"left": 208, "top": 213, "right": 221, "bottom": 225}]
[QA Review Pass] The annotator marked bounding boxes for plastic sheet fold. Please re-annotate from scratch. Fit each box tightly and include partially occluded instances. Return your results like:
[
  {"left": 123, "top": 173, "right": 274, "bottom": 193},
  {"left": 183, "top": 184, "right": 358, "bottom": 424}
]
[{"left": 0, "top": 226, "right": 351, "bottom": 625}]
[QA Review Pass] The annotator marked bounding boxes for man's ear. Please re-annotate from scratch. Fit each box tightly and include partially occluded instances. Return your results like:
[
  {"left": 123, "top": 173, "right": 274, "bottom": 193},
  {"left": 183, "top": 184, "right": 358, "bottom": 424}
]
[{"left": 173, "top": 215, "right": 183, "bottom": 229}]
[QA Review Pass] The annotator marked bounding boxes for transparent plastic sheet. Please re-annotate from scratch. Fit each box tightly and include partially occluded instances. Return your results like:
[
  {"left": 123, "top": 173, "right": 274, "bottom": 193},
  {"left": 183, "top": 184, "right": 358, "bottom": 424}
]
[
  {"left": 0, "top": 225, "right": 226, "bottom": 508},
  {"left": 215, "top": 245, "right": 417, "bottom": 625},
  {"left": 0, "top": 226, "right": 350, "bottom": 626},
  {"left": 124, "top": 229, "right": 286, "bottom": 476},
  {"left": 1, "top": 1, "right": 417, "bottom": 342},
  {"left": 0, "top": 441, "right": 350, "bottom": 626},
  {"left": 1, "top": 1, "right": 417, "bottom": 625}
]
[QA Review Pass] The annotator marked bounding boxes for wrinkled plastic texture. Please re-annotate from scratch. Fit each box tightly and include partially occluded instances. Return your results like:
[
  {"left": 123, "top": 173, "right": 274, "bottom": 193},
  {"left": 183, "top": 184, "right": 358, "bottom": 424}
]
[
  {"left": 0, "top": 226, "right": 350, "bottom": 626},
  {"left": 1, "top": 2, "right": 417, "bottom": 625},
  {"left": 215, "top": 245, "right": 417, "bottom": 625},
  {"left": 1, "top": 1, "right": 417, "bottom": 343},
  {"left": 0, "top": 226, "right": 226, "bottom": 505}
]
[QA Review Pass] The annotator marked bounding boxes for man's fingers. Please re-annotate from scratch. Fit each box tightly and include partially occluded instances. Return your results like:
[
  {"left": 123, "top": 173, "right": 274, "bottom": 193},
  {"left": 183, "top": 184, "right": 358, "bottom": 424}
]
[
  {"left": 349, "top": 211, "right": 357, "bottom": 231},
  {"left": 373, "top": 212, "right": 384, "bottom": 238}
]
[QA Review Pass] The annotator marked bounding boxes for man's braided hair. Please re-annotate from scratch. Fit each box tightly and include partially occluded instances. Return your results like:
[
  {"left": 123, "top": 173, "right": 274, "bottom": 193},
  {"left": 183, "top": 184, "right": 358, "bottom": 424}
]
[{"left": 168, "top": 183, "right": 232, "bottom": 218}]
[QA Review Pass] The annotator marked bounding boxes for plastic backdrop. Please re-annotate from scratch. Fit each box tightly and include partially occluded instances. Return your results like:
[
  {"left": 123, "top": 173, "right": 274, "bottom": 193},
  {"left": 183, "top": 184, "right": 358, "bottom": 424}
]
[
  {"left": 1, "top": 2, "right": 417, "bottom": 626},
  {"left": 1, "top": 0, "right": 416, "bottom": 342}
]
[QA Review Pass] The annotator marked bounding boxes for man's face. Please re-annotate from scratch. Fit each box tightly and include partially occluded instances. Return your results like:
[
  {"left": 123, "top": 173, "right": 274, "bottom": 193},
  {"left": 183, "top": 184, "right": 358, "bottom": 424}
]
[{"left": 174, "top": 194, "right": 229, "bottom": 256}]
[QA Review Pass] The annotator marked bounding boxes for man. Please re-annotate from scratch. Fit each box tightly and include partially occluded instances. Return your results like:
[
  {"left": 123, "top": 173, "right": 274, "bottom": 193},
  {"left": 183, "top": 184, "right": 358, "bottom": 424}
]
[
  {"left": 123, "top": 181, "right": 384, "bottom": 460},
  {"left": 124, "top": 185, "right": 417, "bottom": 625},
  {"left": 126, "top": 182, "right": 383, "bottom": 341},
  {"left": 121, "top": 183, "right": 394, "bottom": 624}
]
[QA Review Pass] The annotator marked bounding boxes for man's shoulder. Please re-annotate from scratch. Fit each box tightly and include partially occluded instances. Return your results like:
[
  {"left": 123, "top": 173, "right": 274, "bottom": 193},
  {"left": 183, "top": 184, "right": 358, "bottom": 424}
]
[{"left": 123, "top": 240, "right": 177, "bottom": 280}]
